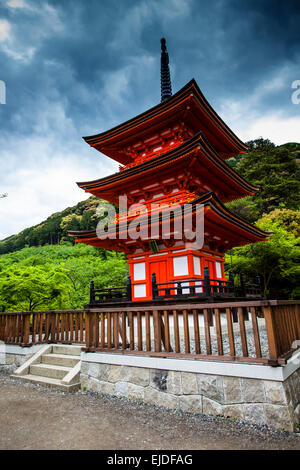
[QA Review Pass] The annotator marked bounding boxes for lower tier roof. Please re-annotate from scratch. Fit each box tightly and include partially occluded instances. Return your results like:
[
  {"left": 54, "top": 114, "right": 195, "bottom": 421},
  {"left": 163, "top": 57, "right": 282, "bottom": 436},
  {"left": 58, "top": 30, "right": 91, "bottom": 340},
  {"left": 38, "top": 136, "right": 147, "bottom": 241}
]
[{"left": 68, "top": 192, "right": 272, "bottom": 254}]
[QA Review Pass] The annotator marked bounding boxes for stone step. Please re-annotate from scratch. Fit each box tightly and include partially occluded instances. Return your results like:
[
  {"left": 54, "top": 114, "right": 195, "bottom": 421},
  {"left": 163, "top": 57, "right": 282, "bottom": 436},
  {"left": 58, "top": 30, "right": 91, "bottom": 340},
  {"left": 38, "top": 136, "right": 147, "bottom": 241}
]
[
  {"left": 42, "top": 353, "right": 80, "bottom": 368},
  {"left": 30, "top": 363, "right": 71, "bottom": 380},
  {"left": 52, "top": 345, "right": 82, "bottom": 356},
  {"left": 13, "top": 374, "right": 80, "bottom": 392}
]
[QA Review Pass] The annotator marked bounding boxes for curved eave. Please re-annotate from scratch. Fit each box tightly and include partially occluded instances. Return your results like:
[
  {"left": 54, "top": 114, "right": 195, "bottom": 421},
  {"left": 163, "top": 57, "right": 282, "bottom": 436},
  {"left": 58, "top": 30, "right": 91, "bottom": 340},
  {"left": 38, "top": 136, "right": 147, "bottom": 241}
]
[
  {"left": 195, "top": 192, "right": 272, "bottom": 241},
  {"left": 77, "top": 132, "right": 258, "bottom": 197},
  {"left": 83, "top": 79, "right": 247, "bottom": 160},
  {"left": 67, "top": 191, "right": 272, "bottom": 246}
]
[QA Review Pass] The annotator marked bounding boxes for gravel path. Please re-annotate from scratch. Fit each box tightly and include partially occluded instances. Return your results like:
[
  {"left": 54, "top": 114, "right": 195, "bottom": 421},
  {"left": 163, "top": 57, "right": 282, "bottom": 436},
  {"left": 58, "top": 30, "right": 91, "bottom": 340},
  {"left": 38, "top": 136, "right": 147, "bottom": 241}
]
[{"left": 0, "top": 372, "right": 299, "bottom": 451}]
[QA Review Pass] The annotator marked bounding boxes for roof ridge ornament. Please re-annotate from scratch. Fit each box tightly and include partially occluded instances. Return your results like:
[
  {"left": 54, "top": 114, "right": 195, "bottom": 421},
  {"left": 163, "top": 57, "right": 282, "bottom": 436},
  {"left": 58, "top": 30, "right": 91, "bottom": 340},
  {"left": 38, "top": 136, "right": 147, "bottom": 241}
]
[{"left": 160, "top": 38, "right": 172, "bottom": 103}]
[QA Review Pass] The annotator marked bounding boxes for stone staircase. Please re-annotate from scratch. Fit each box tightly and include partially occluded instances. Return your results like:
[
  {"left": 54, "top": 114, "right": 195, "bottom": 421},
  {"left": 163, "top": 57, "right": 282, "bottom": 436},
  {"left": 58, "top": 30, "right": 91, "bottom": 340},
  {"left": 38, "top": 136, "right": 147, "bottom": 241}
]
[{"left": 12, "top": 344, "right": 82, "bottom": 392}]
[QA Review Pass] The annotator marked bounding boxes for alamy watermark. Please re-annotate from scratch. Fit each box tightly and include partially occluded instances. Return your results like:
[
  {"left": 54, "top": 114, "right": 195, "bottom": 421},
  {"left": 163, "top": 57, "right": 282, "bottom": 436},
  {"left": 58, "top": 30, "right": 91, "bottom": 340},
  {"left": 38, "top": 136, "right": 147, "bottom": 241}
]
[
  {"left": 0, "top": 80, "right": 6, "bottom": 104},
  {"left": 291, "top": 80, "right": 300, "bottom": 104},
  {"left": 96, "top": 196, "right": 205, "bottom": 250}
]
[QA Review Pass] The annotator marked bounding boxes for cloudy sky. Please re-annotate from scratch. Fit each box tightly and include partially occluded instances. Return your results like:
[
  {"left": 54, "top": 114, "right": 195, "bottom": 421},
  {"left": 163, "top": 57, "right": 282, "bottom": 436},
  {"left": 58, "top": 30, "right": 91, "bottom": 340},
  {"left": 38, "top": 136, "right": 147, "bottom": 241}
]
[{"left": 0, "top": 0, "right": 299, "bottom": 239}]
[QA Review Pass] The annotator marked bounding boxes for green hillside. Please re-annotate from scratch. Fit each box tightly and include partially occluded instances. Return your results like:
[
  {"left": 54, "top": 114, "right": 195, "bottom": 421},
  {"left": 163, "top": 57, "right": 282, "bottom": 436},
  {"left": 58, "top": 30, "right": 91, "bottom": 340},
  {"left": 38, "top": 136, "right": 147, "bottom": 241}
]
[{"left": 0, "top": 196, "right": 111, "bottom": 255}]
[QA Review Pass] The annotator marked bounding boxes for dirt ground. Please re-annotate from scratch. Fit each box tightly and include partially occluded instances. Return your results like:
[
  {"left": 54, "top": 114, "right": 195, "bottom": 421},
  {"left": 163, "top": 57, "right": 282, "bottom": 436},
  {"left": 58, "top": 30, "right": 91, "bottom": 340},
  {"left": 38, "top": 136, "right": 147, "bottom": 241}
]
[{"left": 0, "top": 372, "right": 299, "bottom": 451}]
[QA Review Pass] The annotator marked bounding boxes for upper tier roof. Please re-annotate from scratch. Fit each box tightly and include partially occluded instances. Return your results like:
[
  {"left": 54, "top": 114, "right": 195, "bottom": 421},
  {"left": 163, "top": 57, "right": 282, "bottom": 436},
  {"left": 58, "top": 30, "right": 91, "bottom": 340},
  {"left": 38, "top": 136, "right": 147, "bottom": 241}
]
[{"left": 83, "top": 79, "right": 247, "bottom": 164}]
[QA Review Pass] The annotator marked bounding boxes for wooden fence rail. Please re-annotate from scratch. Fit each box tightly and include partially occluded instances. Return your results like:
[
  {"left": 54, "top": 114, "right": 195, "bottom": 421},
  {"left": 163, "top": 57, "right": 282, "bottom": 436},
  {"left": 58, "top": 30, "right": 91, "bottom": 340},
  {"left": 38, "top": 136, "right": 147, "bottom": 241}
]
[
  {"left": 0, "top": 310, "right": 86, "bottom": 346},
  {"left": 0, "top": 301, "right": 299, "bottom": 366}
]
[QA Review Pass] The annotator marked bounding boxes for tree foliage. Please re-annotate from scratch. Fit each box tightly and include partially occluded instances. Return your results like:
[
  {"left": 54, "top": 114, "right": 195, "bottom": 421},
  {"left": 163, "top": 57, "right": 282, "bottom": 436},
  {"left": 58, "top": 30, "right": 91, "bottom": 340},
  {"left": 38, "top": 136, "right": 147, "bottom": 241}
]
[
  {"left": 225, "top": 208, "right": 300, "bottom": 299},
  {"left": 228, "top": 139, "right": 300, "bottom": 221},
  {"left": 0, "top": 244, "right": 127, "bottom": 312}
]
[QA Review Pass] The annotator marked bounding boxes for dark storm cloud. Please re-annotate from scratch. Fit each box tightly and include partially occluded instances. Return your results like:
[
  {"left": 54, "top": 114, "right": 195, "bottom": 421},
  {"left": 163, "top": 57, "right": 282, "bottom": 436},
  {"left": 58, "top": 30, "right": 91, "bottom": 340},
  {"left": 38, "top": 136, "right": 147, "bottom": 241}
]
[
  {"left": 2, "top": 0, "right": 300, "bottom": 133},
  {"left": 0, "top": 0, "right": 299, "bottom": 238}
]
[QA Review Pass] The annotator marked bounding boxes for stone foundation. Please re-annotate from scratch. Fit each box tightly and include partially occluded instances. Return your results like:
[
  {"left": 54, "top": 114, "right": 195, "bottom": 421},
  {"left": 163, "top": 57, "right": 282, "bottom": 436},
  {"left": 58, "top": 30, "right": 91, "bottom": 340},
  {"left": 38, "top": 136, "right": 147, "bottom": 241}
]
[
  {"left": 1, "top": 343, "right": 299, "bottom": 432},
  {"left": 0, "top": 343, "right": 43, "bottom": 373},
  {"left": 81, "top": 352, "right": 300, "bottom": 433}
]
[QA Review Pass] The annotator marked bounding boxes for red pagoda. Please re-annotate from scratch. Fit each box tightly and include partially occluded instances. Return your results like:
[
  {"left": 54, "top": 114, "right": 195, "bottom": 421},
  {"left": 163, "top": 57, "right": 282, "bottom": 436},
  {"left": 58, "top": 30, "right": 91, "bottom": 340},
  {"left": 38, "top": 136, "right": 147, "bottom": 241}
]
[{"left": 69, "top": 39, "right": 271, "bottom": 303}]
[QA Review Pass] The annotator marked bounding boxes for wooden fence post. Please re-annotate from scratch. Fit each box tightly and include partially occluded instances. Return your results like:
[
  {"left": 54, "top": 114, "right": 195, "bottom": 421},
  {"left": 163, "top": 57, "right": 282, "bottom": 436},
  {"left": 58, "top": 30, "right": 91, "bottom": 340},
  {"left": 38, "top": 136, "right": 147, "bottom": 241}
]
[
  {"left": 22, "top": 314, "right": 31, "bottom": 346},
  {"left": 263, "top": 305, "right": 280, "bottom": 360},
  {"left": 85, "top": 310, "right": 93, "bottom": 349},
  {"left": 153, "top": 310, "right": 162, "bottom": 352},
  {"left": 50, "top": 312, "right": 56, "bottom": 343}
]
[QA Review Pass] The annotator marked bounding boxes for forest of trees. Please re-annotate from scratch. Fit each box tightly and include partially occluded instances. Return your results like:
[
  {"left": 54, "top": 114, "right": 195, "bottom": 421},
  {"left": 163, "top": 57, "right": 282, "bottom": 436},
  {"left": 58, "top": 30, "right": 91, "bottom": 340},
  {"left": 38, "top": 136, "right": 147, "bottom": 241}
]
[
  {"left": 0, "top": 196, "right": 109, "bottom": 255},
  {"left": 0, "top": 139, "right": 299, "bottom": 311}
]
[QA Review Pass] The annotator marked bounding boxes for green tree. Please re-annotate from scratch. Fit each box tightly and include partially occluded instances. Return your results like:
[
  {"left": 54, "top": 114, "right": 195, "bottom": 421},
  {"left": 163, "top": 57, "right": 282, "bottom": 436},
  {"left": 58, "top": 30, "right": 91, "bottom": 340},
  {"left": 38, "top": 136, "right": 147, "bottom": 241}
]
[
  {"left": 0, "top": 264, "right": 71, "bottom": 311},
  {"left": 225, "top": 209, "right": 300, "bottom": 299},
  {"left": 228, "top": 139, "right": 300, "bottom": 219}
]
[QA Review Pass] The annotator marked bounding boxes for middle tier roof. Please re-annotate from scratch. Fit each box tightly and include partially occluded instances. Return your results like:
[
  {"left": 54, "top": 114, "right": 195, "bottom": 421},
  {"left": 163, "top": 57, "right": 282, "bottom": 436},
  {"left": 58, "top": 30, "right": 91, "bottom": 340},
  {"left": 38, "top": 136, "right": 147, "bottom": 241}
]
[{"left": 77, "top": 132, "right": 258, "bottom": 204}]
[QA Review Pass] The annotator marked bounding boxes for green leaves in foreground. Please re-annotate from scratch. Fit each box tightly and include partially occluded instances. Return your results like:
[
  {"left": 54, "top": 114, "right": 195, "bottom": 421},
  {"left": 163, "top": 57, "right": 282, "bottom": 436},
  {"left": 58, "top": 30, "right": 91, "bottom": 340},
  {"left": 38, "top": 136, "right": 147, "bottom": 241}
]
[
  {"left": 225, "top": 209, "right": 300, "bottom": 299},
  {"left": 0, "top": 244, "right": 127, "bottom": 312}
]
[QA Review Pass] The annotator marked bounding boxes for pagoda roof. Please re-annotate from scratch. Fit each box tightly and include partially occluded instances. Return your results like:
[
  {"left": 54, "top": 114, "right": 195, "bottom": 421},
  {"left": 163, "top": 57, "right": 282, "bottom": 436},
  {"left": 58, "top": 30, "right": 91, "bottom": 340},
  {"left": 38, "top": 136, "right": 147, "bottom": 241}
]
[
  {"left": 83, "top": 79, "right": 247, "bottom": 164},
  {"left": 77, "top": 132, "right": 258, "bottom": 203},
  {"left": 68, "top": 192, "right": 271, "bottom": 253}
]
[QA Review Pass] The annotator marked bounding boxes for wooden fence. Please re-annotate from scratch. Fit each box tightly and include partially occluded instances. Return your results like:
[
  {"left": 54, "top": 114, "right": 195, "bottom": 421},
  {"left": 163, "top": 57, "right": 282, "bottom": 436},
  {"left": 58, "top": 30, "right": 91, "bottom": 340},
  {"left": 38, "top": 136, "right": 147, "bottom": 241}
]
[
  {"left": 0, "top": 310, "right": 86, "bottom": 346},
  {"left": 0, "top": 301, "right": 299, "bottom": 366}
]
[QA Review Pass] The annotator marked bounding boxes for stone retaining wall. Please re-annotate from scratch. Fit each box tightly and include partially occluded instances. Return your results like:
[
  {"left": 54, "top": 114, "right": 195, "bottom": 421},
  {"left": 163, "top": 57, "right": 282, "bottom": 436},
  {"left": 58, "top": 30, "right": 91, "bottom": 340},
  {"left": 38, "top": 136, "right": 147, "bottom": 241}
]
[
  {"left": 0, "top": 344, "right": 42, "bottom": 373},
  {"left": 81, "top": 355, "right": 300, "bottom": 433},
  {"left": 1, "top": 343, "right": 299, "bottom": 432}
]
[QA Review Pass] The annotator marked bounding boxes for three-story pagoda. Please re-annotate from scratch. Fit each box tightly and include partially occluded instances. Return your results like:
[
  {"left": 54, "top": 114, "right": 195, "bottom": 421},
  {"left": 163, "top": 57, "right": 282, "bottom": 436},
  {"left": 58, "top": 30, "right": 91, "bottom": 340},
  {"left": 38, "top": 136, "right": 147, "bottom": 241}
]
[{"left": 69, "top": 39, "right": 271, "bottom": 302}]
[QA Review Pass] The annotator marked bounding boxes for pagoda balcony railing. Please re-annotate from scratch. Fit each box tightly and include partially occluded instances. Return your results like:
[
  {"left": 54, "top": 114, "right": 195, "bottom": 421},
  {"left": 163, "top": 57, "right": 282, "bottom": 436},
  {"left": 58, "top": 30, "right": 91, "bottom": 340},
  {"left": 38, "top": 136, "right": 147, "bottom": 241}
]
[
  {"left": 89, "top": 279, "right": 132, "bottom": 306},
  {"left": 88, "top": 269, "right": 262, "bottom": 306},
  {"left": 152, "top": 271, "right": 262, "bottom": 302}
]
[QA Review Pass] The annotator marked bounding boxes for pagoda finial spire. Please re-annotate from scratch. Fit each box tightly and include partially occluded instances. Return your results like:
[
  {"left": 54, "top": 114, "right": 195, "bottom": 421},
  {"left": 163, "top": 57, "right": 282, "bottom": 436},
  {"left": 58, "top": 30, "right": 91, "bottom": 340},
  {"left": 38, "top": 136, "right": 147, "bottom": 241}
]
[{"left": 160, "top": 38, "right": 172, "bottom": 103}]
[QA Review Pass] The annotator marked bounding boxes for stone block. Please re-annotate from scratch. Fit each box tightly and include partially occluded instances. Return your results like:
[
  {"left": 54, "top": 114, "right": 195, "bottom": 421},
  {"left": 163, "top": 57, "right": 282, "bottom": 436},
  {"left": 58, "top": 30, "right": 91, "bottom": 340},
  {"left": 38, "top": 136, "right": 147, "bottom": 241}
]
[
  {"left": 222, "top": 404, "right": 243, "bottom": 420},
  {"left": 179, "top": 395, "right": 202, "bottom": 413},
  {"left": 107, "top": 365, "right": 127, "bottom": 383},
  {"left": 127, "top": 367, "right": 150, "bottom": 387},
  {"left": 285, "top": 378, "right": 298, "bottom": 407},
  {"left": 223, "top": 376, "right": 242, "bottom": 404},
  {"left": 80, "top": 362, "right": 89, "bottom": 375},
  {"left": 264, "top": 381, "right": 287, "bottom": 405},
  {"left": 89, "top": 377, "right": 100, "bottom": 393},
  {"left": 128, "top": 383, "right": 144, "bottom": 400},
  {"left": 202, "top": 397, "right": 223, "bottom": 417},
  {"left": 282, "top": 381, "right": 292, "bottom": 405},
  {"left": 240, "top": 378, "right": 265, "bottom": 403},
  {"left": 264, "top": 404, "right": 295, "bottom": 433},
  {"left": 88, "top": 363, "right": 100, "bottom": 379},
  {"left": 197, "top": 374, "right": 224, "bottom": 403},
  {"left": 99, "top": 381, "right": 115, "bottom": 395},
  {"left": 115, "top": 381, "right": 128, "bottom": 398},
  {"left": 157, "top": 392, "right": 179, "bottom": 410},
  {"left": 294, "top": 404, "right": 300, "bottom": 425},
  {"left": 144, "top": 387, "right": 179, "bottom": 410},
  {"left": 97, "top": 363, "right": 111, "bottom": 382},
  {"left": 166, "top": 371, "right": 182, "bottom": 395},
  {"left": 242, "top": 403, "right": 266, "bottom": 426},
  {"left": 144, "top": 386, "right": 160, "bottom": 405},
  {"left": 181, "top": 372, "right": 198, "bottom": 395}
]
